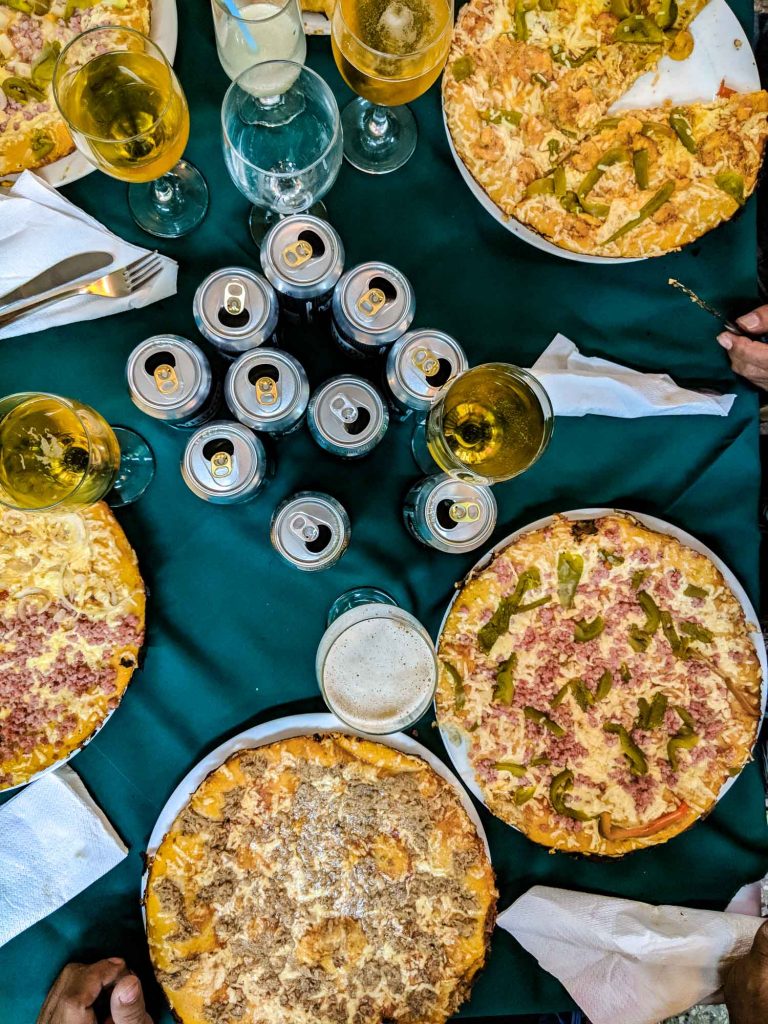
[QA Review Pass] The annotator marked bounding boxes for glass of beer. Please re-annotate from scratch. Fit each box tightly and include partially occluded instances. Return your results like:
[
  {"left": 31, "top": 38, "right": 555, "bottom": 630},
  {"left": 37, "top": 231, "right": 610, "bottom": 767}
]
[
  {"left": 317, "top": 587, "right": 438, "bottom": 734},
  {"left": 211, "top": 0, "right": 307, "bottom": 81},
  {"left": 421, "top": 363, "right": 554, "bottom": 485},
  {"left": 53, "top": 27, "right": 209, "bottom": 238},
  {"left": 0, "top": 393, "right": 154, "bottom": 510},
  {"left": 331, "top": 0, "right": 453, "bottom": 173}
]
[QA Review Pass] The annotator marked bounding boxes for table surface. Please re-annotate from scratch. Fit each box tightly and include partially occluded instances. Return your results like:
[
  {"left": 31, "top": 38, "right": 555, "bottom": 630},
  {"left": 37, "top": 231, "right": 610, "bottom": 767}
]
[{"left": 1, "top": 2, "right": 767, "bottom": 1019}]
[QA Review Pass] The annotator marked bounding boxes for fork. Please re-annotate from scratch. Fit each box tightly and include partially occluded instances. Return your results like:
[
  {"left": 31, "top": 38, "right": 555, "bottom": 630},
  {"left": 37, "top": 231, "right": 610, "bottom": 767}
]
[{"left": 0, "top": 252, "right": 164, "bottom": 330}]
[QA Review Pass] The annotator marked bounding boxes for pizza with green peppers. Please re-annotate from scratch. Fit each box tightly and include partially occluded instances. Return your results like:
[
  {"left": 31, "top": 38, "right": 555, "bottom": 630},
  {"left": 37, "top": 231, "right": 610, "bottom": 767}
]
[{"left": 435, "top": 513, "right": 762, "bottom": 856}]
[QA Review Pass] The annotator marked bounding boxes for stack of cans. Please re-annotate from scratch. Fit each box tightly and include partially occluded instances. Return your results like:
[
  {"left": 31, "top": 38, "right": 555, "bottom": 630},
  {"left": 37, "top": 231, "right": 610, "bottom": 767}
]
[
  {"left": 260, "top": 216, "right": 344, "bottom": 325},
  {"left": 126, "top": 335, "right": 220, "bottom": 429},
  {"left": 193, "top": 268, "right": 279, "bottom": 360}
]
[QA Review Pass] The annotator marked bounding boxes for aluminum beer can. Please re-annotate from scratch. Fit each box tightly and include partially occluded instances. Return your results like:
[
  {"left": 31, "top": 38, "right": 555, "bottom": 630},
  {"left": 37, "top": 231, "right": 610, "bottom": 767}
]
[
  {"left": 403, "top": 473, "right": 497, "bottom": 554},
  {"left": 331, "top": 261, "right": 415, "bottom": 357},
  {"left": 126, "top": 334, "right": 220, "bottom": 428},
  {"left": 181, "top": 421, "right": 270, "bottom": 504},
  {"left": 225, "top": 348, "right": 309, "bottom": 437},
  {"left": 260, "top": 215, "right": 344, "bottom": 325},
  {"left": 385, "top": 329, "right": 469, "bottom": 419},
  {"left": 270, "top": 491, "right": 351, "bottom": 571},
  {"left": 307, "top": 375, "right": 389, "bottom": 458},
  {"left": 193, "top": 267, "right": 279, "bottom": 359}
]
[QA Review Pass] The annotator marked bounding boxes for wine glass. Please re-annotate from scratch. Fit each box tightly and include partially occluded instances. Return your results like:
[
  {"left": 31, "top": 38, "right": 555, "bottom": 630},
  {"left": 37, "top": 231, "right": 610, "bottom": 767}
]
[
  {"left": 53, "top": 26, "right": 209, "bottom": 239},
  {"left": 221, "top": 60, "right": 343, "bottom": 242},
  {"left": 331, "top": 0, "right": 453, "bottom": 174},
  {"left": 413, "top": 363, "right": 554, "bottom": 485},
  {"left": 0, "top": 393, "right": 154, "bottom": 510},
  {"left": 211, "top": 0, "right": 307, "bottom": 81}
]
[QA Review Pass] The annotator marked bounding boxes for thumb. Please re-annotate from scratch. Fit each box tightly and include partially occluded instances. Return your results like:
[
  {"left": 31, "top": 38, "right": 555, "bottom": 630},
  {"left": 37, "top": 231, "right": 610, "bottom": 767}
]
[
  {"left": 110, "top": 975, "right": 152, "bottom": 1024},
  {"left": 750, "top": 921, "right": 768, "bottom": 961}
]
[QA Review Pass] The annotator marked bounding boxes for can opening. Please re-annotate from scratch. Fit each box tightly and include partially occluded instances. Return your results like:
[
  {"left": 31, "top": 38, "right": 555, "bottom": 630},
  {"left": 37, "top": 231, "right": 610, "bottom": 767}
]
[
  {"left": 298, "top": 229, "right": 325, "bottom": 258},
  {"left": 144, "top": 351, "right": 176, "bottom": 375},
  {"left": 344, "top": 405, "right": 370, "bottom": 436},
  {"left": 248, "top": 363, "right": 280, "bottom": 384},
  {"left": 305, "top": 522, "right": 332, "bottom": 553},
  {"left": 368, "top": 275, "right": 397, "bottom": 303},
  {"left": 218, "top": 305, "right": 250, "bottom": 329},
  {"left": 428, "top": 358, "right": 454, "bottom": 388},
  {"left": 436, "top": 499, "right": 459, "bottom": 531},
  {"left": 202, "top": 437, "right": 235, "bottom": 461}
]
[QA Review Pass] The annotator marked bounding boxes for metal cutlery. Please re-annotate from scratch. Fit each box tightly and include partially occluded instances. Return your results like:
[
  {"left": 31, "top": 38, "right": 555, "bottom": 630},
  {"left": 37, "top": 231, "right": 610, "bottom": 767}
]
[
  {"left": 668, "top": 278, "right": 768, "bottom": 343},
  {"left": 0, "top": 251, "right": 112, "bottom": 307},
  {"left": 0, "top": 252, "right": 164, "bottom": 330}
]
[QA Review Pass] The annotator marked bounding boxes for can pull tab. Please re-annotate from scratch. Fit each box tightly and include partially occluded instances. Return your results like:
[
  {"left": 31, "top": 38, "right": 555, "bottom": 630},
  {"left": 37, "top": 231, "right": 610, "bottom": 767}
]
[
  {"left": 412, "top": 346, "right": 440, "bottom": 379},
  {"left": 288, "top": 512, "right": 321, "bottom": 544},
  {"left": 209, "top": 450, "right": 233, "bottom": 479},
  {"left": 329, "top": 392, "right": 359, "bottom": 425},
  {"left": 282, "top": 240, "right": 313, "bottom": 268},
  {"left": 356, "top": 287, "right": 386, "bottom": 318},
  {"left": 255, "top": 375, "right": 279, "bottom": 408},
  {"left": 154, "top": 363, "right": 179, "bottom": 395},
  {"left": 224, "top": 280, "right": 247, "bottom": 316},
  {"left": 450, "top": 500, "right": 481, "bottom": 524}
]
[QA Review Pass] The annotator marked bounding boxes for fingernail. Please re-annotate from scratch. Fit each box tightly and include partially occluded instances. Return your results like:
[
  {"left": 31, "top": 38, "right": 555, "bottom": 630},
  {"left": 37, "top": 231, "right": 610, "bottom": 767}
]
[
  {"left": 738, "top": 312, "right": 760, "bottom": 330},
  {"left": 119, "top": 978, "right": 140, "bottom": 1005},
  {"left": 108, "top": 957, "right": 124, "bottom": 965},
  {"left": 717, "top": 333, "right": 733, "bottom": 350}
]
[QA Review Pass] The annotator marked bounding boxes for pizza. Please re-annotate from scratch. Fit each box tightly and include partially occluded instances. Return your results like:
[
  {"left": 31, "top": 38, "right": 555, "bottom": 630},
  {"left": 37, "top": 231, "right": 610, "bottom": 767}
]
[
  {"left": 443, "top": 0, "right": 768, "bottom": 256},
  {"left": 435, "top": 513, "right": 762, "bottom": 857},
  {"left": 0, "top": 501, "right": 145, "bottom": 789},
  {"left": 0, "top": 0, "right": 150, "bottom": 176},
  {"left": 145, "top": 734, "right": 497, "bottom": 1024}
]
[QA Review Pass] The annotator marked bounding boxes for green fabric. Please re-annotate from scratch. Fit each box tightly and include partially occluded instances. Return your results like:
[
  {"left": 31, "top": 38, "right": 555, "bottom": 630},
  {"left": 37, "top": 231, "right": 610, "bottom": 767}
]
[{"left": 0, "top": 0, "right": 765, "bottom": 1018}]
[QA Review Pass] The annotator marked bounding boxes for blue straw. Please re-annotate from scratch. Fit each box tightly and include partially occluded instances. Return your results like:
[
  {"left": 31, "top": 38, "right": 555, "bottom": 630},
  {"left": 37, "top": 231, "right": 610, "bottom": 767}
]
[{"left": 222, "top": 0, "right": 259, "bottom": 54}]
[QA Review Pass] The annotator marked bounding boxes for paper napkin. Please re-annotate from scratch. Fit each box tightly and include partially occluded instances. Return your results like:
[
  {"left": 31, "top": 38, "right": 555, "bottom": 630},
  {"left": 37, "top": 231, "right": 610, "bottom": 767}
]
[
  {"left": 0, "top": 765, "right": 128, "bottom": 948},
  {"left": 531, "top": 334, "right": 736, "bottom": 417},
  {"left": 497, "top": 885, "right": 761, "bottom": 1024},
  {"left": 0, "top": 171, "right": 177, "bottom": 340}
]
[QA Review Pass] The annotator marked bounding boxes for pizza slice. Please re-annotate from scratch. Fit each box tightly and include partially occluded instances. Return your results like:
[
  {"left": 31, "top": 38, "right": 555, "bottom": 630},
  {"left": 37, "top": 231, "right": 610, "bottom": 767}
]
[{"left": 513, "top": 90, "right": 768, "bottom": 256}]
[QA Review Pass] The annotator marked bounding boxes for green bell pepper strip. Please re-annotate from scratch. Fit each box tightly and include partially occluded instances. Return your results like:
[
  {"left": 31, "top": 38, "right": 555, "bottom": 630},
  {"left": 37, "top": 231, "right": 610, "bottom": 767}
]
[
  {"left": 553, "top": 165, "right": 567, "bottom": 197},
  {"left": 524, "top": 706, "right": 566, "bottom": 737},
  {"left": 576, "top": 147, "right": 628, "bottom": 219},
  {"left": 552, "top": 678, "right": 594, "bottom": 712},
  {"left": 647, "top": 691, "right": 668, "bottom": 728},
  {"left": 477, "top": 567, "right": 542, "bottom": 651},
  {"left": 550, "top": 682, "right": 570, "bottom": 708},
  {"left": 613, "top": 14, "right": 665, "bottom": 42},
  {"left": 1, "top": 76, "right": 47, "bottom": 103},
  {"left": 603, "top": 180, "right": 675, "bottom": 245},
  {"left": 641, "top": 121, "right": 675, "bottom": 140},
  {"left": 596, "top": 117, "right": 622, "bottom": 131},
  {"left": 628, "top": 626, "right": 651, "bottom": 652},
  {"left": 514, "top": 785, "right": 537, "bottom": 805},
  {"left": 715, "top": 171, "right": 745, "bottom": 206},
  {"left": 660, "top": 610, "right": 691, "bottom": 659},
  {"left": 679, "top": 621, "right": 714, "bottom": 644},
  {"left": 549, "top": 769, "right": 592, "bottom": 820},
  {"left": 550, "top": 44, "right": 597, "bottom": 67},
  {"left": 444, "top": 662, "right": 465, "bottom": 711},
  {"left": 547, "top": 138, "right": 561, "bottom": 159},
  {"left": 610, "top": 0, "right": 633, "bottom": 17},
  {"left": 619, "top": 662, "right": 631, "bottom": 682},
  {"left": 557, "top": 551, "right": 583, "bottom": 608},
  {"left": 532, "top": 72, "right": 550, "bottom": 86},
  {"left": 633, "top": 148, "right": 650, "bottom": 189},
  {"left": 574, "top": 616, "right": 604, "bottom": 642},
  {"left": 667, "top": 731, "right": 699, "bottom": 770},
  {"left": 530, "top": 754, "right": 551, "bottom": 766},
  {"left": 30, "top": 130, "right": 55, "bottom": 159},
  {"left": 64, "top": 0, "right": 125, "bottom": 15},
  {"left": 515, "top": 595, "right": 552, "bottom": 613},
  {"left": 684, "top": 584, "right": 708, "bottom": 599},
  {"left": 654, "top": 0, "right": 677, "bottom": 29},
  {"left": 674, "top": 705, "right": 696, "bottom": 732},
  {"left": 637, "top": 591, "right": 661, "bottom": 634},
  {"left": 599, "top": 548, "right": 624, "bottom": 566},
  {"left": 493, "top": 654, "right": 517, "bottom": 705},
  {"left": 31, "top": 41, "right": 61, "bottom": 87},
  {"left": 631, "top": 569, "right": 650, "bottom": 589},
  {"left": 452, "top": 56, "right": 473, "bottom": 81},
  {"left": 4, "top": 0, "right": 50, "bottom": 11},
  {"left": 595, "top": 670, "right": 613, "bottom": 702},
  {"left": 560, "top": 190, "right": 582, "bottom": 213},
  {"left": 525, "top": 176, "right": 556, "bottom": 198},
  {"left": 636, "top": 697, "right": 651, "bottom": 729},
  {"left": 669, "top": 109, "right": 697, "bottom": 153},
  {"left": 515, "top": 0, "right": 529, "bottom": 40},
  {"left": 604, "top": 722, "right": 649, "bottom": 775},
  {"left": 480, "top": 108, "right": 523, "bottom": 126},
  {"left": 494, "top": 761, "right": 527, "bottom": 776}
]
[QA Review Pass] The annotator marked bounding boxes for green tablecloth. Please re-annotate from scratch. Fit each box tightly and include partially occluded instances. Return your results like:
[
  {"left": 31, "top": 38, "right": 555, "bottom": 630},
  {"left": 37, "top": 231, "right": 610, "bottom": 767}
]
[{"left": 1, "top": 2, "right": 767, "bottom": 1018}]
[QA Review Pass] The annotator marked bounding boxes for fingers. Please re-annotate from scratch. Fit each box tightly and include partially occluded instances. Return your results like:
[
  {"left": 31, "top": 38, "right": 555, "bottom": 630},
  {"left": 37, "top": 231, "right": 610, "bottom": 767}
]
[
  {"left": 736, "top": 304, "right": 768, "bottom": 334},
  {"left": 110, "top": 975, "right": 153, "bottom": 1024},
  {"left": 717, "top": 331, "right": 768, "bottom": 388},
  {"left": 37, "top": 960, "right": 128, "bottom": 1024}
]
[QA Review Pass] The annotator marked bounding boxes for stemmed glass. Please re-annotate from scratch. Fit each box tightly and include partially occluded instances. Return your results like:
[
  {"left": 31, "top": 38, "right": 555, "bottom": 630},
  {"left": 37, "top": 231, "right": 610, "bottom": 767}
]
[
  {"left": 0, "top": 393, "right": 154, "bottom": 510},
  {"left": 211, "top": 0, "right": 307, "bottom": 81},
  {"left": 221, "top": 60, "right": 343, "bottom": 242},
  {"left": 331, "top": 0, "right": 454, "bottom": 173},
  {"left": 53, "top": 26, "right": 209, "bottom": 239}
]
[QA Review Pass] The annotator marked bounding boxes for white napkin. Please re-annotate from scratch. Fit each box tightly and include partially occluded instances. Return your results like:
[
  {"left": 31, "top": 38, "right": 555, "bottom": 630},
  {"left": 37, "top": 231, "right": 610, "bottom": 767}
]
[
  {"left": 531, "top": 334, "right": 735, "bottom": 417},
  {"left": 0, "top": 171, "right": 177, "bottom": 340},
  {"left": 498, "top": 885, "right": 761, "bottom": 1024},
  {"left": 0, "top": 765, "right": 128, "bottom": 948}
]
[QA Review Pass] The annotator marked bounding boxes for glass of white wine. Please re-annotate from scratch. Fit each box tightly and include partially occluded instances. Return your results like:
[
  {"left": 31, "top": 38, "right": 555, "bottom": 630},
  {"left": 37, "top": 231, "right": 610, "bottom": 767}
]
[
  {"left": 331, "top": 0, "right": 453, "bottom": 173},
  {"left": 53, "top": 26, "right": 208, "bottom": 239},
  {"left": 0, "top": 393, "right": 154, "bottom": 511},
  {"left": 222, "top": 60, "right": 343, "bottom": 242},
  {"left": 211, "top": 0, "right": 307, "bottom": 81},
  {"left": 415, "top": 363, "right": 554, "bottom": 485}
]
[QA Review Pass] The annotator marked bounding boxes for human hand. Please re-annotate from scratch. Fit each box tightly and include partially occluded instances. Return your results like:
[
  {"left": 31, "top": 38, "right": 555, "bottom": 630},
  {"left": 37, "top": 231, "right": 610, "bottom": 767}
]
[
  {"left": 723, "top": 921, "right": 768, "bottom": 1024},
  {"left": 36, "top": 959, "right": 153, "bottom": 1024},
  {"left": 718, "top": 306, "right": 768, "bottom": 389}
]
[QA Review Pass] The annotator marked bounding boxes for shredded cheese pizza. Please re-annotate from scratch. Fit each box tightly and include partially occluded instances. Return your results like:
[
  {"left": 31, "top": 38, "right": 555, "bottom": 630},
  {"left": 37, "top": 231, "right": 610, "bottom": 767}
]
[
  {"left": 0, "top": 502, "right": 145, "bottom": 789},
  {"left": 0, "top": 0, "right": 150, "bottom": 176},
  {"left": 443, "top": 0, "right": 768, "bottom": 256},
  {"left": 146, "top": 734, "right": 497, "bottom": 1024},
  {"left": 436, "top": 513, "right": 762, "bottom": 856}
]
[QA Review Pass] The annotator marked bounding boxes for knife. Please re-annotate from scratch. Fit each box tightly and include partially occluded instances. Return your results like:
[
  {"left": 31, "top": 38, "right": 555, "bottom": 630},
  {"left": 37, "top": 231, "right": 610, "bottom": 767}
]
[
  {"left": 0, "top": 251, "right": 113, "bottom": 308},
  {"left": 668, "top": 278, "right": 768, "bottom": 342}
]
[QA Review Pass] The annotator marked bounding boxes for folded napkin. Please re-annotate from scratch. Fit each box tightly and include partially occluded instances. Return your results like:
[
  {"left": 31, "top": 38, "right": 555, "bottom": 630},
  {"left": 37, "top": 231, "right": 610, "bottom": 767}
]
[
  {"left": 0, "top": 765, "right": 127, "bottom": 948},
  {"left": 531, "top": 334, "right": 735, "bottom": 417},
  {"left": 498, "top": 885, "right": 761, "bottom": 1024},
  {"left": 0, "top": 171, "right": 177, "bottom": 340}
]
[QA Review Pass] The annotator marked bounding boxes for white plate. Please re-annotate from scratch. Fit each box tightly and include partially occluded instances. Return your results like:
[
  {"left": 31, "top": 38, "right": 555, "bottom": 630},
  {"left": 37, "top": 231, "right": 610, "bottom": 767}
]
[
  {"left": 436, "top": 508, "right": 768, "bottom": 813},
  {"left": 36, "top": 0, "right": 179, "bottom": 189},
  {"left": 140, "top": 712, "right": 491, "bottom": 912},
  {"left": 443, "top": 0, "right": 760, "bottom": 264}
]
